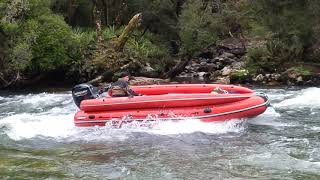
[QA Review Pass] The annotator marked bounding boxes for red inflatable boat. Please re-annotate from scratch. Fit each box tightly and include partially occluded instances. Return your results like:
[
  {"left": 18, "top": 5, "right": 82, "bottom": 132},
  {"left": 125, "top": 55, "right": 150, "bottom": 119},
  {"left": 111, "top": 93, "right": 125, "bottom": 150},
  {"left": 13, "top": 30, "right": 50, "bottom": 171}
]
[{"left": 72, "top": 84, "right": 270, "bottom": 127}]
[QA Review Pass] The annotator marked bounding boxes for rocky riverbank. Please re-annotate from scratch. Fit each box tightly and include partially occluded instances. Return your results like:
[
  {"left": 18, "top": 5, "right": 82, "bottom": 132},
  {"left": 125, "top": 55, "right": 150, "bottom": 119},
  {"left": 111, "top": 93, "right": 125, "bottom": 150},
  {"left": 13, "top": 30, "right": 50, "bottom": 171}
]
[{"left": 175, "top": 38, "right": 320, "bottom": 86}]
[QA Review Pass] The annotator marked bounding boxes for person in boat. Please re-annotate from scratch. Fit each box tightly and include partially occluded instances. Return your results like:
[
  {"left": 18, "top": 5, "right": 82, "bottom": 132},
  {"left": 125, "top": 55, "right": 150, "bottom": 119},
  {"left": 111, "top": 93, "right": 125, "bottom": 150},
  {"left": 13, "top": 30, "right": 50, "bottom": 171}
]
[
  {"left": 211, "top": 87, "right": 228, "bottom": 94},
  {"left": 108, "top": 72, "right": 141, "bottom": 97}
]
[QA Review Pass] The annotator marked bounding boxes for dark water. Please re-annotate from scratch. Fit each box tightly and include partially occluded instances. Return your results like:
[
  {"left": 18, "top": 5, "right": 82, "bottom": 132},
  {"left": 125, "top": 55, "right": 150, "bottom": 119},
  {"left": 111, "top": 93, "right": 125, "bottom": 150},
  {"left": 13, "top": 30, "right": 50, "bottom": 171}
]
[{"left": 0, "top": 87, "right": 319, "bottom": 179}]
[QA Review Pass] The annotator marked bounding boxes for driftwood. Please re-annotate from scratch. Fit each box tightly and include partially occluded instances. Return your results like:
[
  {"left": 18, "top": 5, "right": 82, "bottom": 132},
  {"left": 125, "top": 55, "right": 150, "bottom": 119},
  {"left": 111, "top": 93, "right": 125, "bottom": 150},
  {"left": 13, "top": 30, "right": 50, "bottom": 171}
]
[
  {"left": 115, "top": 13, "right": 142, "bottom": 51},
  {"left": 0, "top": 72, "right": 20, "bottom": 89},
  {"left": 164, "top": 55, "right": 192, "bottom": 79},
  {"left": 17, "top": 74, "right": 46, "bottom": 87},
  {"left": 87, "top": 59, "right": 145, "bottom": 85},
  {"left": 0, "top": 71, "right": 48, "bottom": 89},
  {"left": 88, "top": 13, "right": 143, "bottom": 84},
  {"left": 87, "top": 70, "right": 114, "bottom": 85},
  {"left": 87, "top": 75, "right": 103, "bottom": 85}
]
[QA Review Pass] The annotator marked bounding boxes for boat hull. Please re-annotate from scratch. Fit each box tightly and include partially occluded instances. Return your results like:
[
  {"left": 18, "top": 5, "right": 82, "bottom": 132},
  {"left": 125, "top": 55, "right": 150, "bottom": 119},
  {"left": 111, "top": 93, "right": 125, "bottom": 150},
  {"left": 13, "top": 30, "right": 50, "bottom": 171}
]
[{"left": 74, "top": 95, "right": 269, "bottom": 127}]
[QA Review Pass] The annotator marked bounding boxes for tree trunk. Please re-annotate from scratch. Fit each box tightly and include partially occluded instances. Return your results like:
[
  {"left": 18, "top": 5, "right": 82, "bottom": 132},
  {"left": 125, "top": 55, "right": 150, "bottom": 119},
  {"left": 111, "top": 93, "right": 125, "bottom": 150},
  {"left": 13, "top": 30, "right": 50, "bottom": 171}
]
[
  {"left": 68, "top": 0, "right": 78, "bottom": 25},
  {"left": 115, "top": 0, "right": 127, "bottom": 27},
  {"left": 92, "top": 0, "right": 105, "bottom": 50},
  {"left": 101, "top": 0, "right": 109, "bottom": 25},
  {"left": 115, "top": 13, "right": 142, "bottom": 51}
]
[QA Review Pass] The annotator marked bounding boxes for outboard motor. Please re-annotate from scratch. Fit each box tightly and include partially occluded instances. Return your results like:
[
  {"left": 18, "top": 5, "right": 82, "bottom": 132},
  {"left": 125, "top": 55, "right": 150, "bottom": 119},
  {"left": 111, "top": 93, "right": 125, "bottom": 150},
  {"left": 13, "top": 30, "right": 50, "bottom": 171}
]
[{"left": 72, "top": 84, "right": 99, "bottom": 108}]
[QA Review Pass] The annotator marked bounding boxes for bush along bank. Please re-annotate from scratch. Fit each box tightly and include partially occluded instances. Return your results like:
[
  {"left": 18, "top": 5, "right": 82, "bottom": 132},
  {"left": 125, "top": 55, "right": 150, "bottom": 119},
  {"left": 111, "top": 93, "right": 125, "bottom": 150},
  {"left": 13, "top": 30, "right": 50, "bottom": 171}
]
[
  {"left": 2, "top": 0, "right": 320, "bottom": 89},
  {"left": 176, "top": 38, "right": 320, "bottom": 86}
]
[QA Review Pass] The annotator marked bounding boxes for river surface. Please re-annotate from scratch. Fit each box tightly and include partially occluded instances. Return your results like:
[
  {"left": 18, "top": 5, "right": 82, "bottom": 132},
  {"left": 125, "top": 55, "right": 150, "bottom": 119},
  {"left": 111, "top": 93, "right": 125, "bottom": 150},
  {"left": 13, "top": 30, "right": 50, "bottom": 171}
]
[{"left": 0, "top": 87, "right": 319, "bottom": 179}]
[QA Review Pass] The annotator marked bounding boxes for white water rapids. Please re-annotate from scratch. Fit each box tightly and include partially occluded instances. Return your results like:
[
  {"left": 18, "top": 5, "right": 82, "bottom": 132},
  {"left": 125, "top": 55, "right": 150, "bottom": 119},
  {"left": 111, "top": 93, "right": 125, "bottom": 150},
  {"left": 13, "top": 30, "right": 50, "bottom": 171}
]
[
  {"left": 0, "top": 91, "right": 257, "bottom": 141},
  {"left": 0, "top": 87, "right": 319, "bottom": 179}
]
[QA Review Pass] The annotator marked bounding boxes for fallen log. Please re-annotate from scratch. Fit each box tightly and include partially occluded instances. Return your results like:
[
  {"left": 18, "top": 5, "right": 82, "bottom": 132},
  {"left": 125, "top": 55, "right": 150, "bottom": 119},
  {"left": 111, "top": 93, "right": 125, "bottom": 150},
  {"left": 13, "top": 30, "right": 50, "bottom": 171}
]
[{"left": 164, "top": 55, "right": 192, "bottom": 79}]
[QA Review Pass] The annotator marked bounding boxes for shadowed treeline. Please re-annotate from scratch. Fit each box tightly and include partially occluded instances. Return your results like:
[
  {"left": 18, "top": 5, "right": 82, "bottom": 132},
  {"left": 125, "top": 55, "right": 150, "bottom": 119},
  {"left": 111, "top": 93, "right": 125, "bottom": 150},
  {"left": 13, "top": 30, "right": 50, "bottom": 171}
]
[{"left": 1, "top": 0, "right": 320, "bottom": 88}]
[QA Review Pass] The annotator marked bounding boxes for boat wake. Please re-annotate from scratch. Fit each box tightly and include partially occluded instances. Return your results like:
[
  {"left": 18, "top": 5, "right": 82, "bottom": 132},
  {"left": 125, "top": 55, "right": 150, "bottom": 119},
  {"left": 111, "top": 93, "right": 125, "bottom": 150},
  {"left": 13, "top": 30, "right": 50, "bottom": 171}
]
[
  {"left": 0, "top": 112, "right": 249, "bottom": 141},
  {"left": 274, "top": 87, "right": 320, "bottom": 109},
  {"left": 0, "top": 113, "right": 77, "bottom": 141}
]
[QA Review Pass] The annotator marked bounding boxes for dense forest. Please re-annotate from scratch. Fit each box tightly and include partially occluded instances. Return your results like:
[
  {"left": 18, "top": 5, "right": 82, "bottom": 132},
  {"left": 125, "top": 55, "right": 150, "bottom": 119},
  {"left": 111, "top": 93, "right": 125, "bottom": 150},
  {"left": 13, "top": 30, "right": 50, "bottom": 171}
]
[{"left": 1, "top": 0, "right": 320, "bottom": 88}]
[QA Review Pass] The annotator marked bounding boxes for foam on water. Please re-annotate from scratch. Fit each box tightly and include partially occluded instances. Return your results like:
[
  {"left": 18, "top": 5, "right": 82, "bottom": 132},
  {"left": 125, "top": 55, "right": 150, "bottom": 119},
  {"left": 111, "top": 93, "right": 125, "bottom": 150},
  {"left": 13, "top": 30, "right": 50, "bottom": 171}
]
[
  {"left": 0, "top": 92, "right": 79, "bottom": 141},
  {"left": 70, "top": 118, "right": 249, "bottom": 142},
  {"left": 21, "top": 93, "right": 68, "bottom": 105},
  {"left": 0, "top": 113, "right": 77, "bottom": 140},
  {"left": 275, "top": 87, "right": 320, "bottom": 108},
  {"left": 1, "top": 113, "right": 248, "bottom": 141},
  {"left": 248, "top": 107, "right": 292, "bottom": 128},
  {"left": 311, "top": 126, "right": 320, "bottom": 131},
  {"left": 243, "top": 151, "right": 320, "bottom": 174},
  {"left": 143, "top": 118, "right": 247, "bottom": 135},
  {"left": 257, "top": 88, "right": 296, "bottom": 102}
]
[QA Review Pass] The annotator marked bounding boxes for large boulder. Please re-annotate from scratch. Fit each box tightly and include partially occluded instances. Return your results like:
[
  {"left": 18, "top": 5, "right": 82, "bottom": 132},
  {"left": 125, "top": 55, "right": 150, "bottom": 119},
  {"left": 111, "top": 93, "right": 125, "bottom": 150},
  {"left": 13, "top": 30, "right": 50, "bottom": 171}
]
[
  {"left": 252, "top": 74, "right": 265, "bottom": 83},
  {"left": 221, "top": 66, "right": 233, "bottom": 76},
  {"left": 212, "top": 76, "right": 231, "bottom": 84},
  {"left": 217, "top": 38, "right": 246, "bottom": 57}
]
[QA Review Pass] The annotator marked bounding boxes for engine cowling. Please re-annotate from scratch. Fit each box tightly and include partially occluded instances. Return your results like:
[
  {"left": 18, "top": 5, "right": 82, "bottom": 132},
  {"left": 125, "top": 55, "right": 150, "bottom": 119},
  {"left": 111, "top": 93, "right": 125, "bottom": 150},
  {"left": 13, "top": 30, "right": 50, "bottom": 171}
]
[{"left": 72, "top": 84, "right": 99, "bottom": 108}]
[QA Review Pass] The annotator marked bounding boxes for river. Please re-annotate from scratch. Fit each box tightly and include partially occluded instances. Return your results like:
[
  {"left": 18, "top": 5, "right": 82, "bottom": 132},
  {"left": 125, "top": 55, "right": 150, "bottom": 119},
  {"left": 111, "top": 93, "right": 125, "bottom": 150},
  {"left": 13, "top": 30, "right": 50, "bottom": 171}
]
[{"left": 0, "top": 87, "right": 319, "bottom": 179}]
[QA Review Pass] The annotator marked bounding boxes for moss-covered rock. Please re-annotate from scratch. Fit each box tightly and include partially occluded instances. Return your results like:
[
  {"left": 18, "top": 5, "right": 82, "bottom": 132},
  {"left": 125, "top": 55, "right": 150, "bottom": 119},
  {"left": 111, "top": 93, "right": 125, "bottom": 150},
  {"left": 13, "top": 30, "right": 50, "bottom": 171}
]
[{"left": 230, "top": 69, "right": 251, "bottom": 84}]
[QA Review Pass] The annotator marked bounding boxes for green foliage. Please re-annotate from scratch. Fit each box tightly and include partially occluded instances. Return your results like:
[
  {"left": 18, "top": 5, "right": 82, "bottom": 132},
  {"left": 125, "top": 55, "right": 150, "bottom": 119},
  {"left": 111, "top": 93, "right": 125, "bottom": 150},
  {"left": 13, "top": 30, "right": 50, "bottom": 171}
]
[
  {"left": 0, "top": 0, "right": 26, "bottom": 35},
  {"left": 178, "top": 0, "right": 219, "bottom": 54},
  {"left": 0, "top": 21, "right": 19, "bottom": 35},
  {"left": 231, "top": 69, "right": 249, "bottom": 77},
  {"left": 0, "top": 0, "right": 51, "bottom": 22},
  {"left": 251, "top": 0, "right": 318, "bottom": 61},
  {"left": 230, "top": 69, "right": 250, "bottom": 83},
  {"left": 27, "top": 0, "right": 52, "bottom": 17},
  {"left": 72, "top": 28, "right": 97, "bottom": 50},
  {"left": 242, "top": 0, "right": 320, "bottom": 74},
  {"left": 252, "top": 0, "right": 313, "bottom": 40},
  {"left": 246, "top": 46, "right": 273, "bottom": 74},
  {"left": 28, "top": 15, "right": 77, "bottom": 71},
  {"left": 246, "top": 38, "right": 304, "bottom": 74},
  {"left": 1, "top": 0, "right": 77, "bottom": 73},
  {"left": 287, "top": 67, "right": 312, "bottom": 76},
  {"left": 52, "top": 0, "right": 93, "bottom": 27},
  {"left": 127, "top": 0, "right": 179, "bottom": 30},
  {"left": 0, "top": 0, "right": 30, "bottom": 23},
  {"left": 128, "top": 32, "right": 169, "bottom": 59},
  {"left": 3, "top": 0, "right": 320, "bottom": 84},
  {"left": 127, "top": 0, "right": 180, "bottom": 54},
  {"left": 8, "top": 14, "right": 79, "bottom": 73},
  {"left": 217, "top": 0, "right": 251, "bottom": 37},
  {"left": 103, "top": 26, "right": 123, "bottom": 40},
  {"left": 10, "top": 42, "right": 33, "bottom": 70}
]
